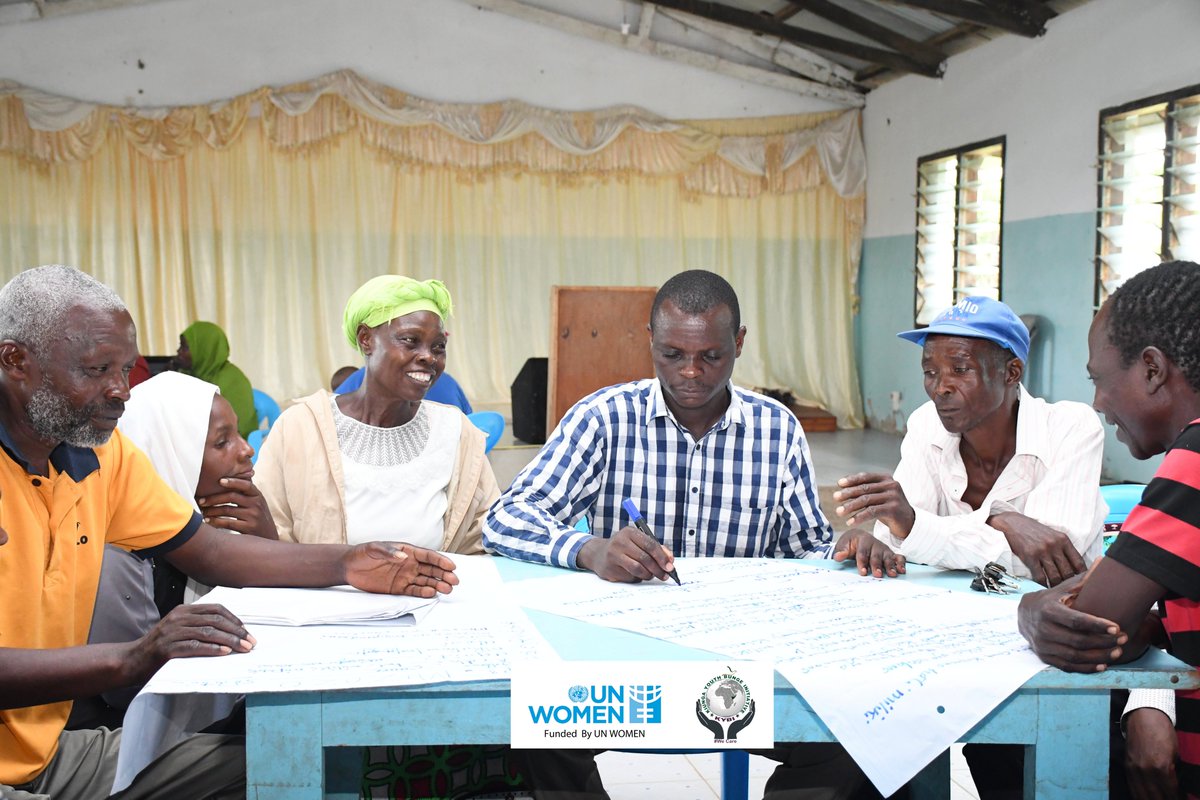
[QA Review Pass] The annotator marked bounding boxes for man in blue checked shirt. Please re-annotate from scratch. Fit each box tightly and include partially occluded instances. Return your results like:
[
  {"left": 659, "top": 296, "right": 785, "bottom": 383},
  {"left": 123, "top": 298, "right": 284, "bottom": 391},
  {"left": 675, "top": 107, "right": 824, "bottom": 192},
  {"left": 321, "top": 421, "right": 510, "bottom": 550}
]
[
  {"left": 484, "top": 269, "right": 901, "bottom": 583},
  {"left": 486, "top": 269, "right": 901, "bottom": 800}
]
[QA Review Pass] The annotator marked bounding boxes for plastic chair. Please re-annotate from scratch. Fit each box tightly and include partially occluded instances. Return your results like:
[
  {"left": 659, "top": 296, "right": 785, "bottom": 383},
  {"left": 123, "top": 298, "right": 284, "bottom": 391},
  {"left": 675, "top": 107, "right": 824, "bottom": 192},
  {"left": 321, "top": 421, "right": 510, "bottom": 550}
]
[
  {"left": 248, "top": 429, "right": 267, "bottom": 466},
  {"left": 569, "top": 517, "right": 749, "bottom": 800},
  {"left": 467, "top": 410, "right": 505, "bottom": 453},
  {"left": 252, "top": 388, "right": 282, "bottom": 431},
  {"left": 1100, "top": 483, "right": 1146, "bottom": 551}
]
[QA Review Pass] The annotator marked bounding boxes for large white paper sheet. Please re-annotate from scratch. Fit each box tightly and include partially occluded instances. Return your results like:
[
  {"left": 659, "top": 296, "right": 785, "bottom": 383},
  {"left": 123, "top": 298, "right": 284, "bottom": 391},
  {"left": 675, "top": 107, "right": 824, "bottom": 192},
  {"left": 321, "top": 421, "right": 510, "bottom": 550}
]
[
  {"left": 116, "top": 555, "right": 553, "bottom": 792},
  {"left": 506, "top": 558, "right": 1044, "bottom": 795},
  {"left": 197, "top": 584, "right": 436, "bottom": 625},
  {"left": 142, "top": 556, "right": 555, "bottom": 694}
]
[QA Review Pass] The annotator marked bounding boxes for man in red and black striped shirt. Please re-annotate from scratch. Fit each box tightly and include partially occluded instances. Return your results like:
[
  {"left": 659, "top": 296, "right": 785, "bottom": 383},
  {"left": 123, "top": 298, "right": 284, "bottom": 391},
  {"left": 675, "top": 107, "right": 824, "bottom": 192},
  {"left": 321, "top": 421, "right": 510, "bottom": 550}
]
[{"left": 1019, "top": 259, "right": 1200, "bottom": 799}]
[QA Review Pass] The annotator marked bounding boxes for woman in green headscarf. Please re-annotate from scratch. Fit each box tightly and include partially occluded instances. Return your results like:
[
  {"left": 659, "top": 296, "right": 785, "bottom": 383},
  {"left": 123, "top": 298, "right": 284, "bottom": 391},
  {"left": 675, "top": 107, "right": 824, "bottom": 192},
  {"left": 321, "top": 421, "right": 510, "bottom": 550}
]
[
  {"left": 254, "top": 275, "right": 498, "bottom": 554},
  {"left": 176, "top": 321, "right": 259, "bottom": 439},
  {"left": 254, "top": 276, "right": 521, "bottom": 799}
]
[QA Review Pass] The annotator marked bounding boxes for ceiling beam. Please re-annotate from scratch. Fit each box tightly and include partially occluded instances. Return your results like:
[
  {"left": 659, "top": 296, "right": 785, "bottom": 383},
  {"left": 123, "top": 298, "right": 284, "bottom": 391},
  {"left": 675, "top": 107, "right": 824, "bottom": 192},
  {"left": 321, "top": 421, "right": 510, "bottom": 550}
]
[
  {"left": 882, "top": 0, "right": 1047, "bottom": 37},
  {"left": 471, "top": 0, "right": 866, "bottom": 106},
  {"left": 657, "top": 7, "right": 860, "bottom": 88},
  {"left": 979, "top": 0, "right": 1057, "bottom": 29},
  {"left": 633, "top": 3, "right": 656, "bottom": 42},
  {"left": 855, "top": 17, "right": 985, "bottom": 83},
  {"left": 637, "top": 0, "right": 944, "bottom": 77},
  {"left": 772, "top": 2, "right": 808, "bottom": 22},
  {"left": 793, "top": 0, "right": 947, "bottom": 66}
]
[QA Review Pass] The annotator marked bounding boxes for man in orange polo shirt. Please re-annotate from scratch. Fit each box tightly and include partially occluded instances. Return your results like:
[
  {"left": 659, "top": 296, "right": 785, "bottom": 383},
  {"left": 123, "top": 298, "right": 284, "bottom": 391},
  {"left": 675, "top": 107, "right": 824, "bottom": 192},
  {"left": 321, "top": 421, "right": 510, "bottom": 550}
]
[{"left": 0, "top": 265, "right": 460, "bottom": 799}]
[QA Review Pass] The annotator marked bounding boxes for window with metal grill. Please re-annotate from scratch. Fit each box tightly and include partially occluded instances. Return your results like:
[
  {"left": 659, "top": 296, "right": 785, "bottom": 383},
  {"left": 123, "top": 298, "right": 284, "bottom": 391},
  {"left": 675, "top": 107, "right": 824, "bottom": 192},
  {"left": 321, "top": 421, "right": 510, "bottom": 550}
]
[
  {"left": 914, "top": 138, "right": 1005, "bottom": 326},
  {"left": 1096, "top": 84, "right": 1200, "bottom": 306}
]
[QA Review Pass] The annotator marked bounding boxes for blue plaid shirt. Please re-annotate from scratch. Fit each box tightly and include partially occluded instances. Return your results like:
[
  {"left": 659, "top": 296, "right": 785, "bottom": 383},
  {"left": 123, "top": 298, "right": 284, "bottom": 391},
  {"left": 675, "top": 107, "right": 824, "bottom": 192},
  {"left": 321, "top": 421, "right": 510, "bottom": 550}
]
[{"left": 483, "top": 379, "right": 833, "bottom": 568}]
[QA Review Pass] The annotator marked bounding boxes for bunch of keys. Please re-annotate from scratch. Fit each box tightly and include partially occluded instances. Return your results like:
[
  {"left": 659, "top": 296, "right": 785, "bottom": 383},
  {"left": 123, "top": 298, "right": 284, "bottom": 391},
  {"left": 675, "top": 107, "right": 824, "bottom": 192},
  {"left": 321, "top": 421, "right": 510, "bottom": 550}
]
[{"left": 970, "top": 562, "right": 1019, "bottom": 594}]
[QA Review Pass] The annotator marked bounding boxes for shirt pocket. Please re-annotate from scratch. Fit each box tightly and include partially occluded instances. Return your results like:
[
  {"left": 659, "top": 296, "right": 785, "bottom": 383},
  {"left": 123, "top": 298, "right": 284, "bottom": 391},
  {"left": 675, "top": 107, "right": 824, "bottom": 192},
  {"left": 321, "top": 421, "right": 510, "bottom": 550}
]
[{"left": 707, "top": 501, "right": 776, "bottom": 557}]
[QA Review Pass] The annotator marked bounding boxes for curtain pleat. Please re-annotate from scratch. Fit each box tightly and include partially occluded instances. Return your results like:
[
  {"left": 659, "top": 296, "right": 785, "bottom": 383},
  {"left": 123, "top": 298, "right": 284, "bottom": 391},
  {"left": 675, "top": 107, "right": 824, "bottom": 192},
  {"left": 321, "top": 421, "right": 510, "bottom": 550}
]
[{"left": 0, "top": 72, "right": 865, "bottom": 426}]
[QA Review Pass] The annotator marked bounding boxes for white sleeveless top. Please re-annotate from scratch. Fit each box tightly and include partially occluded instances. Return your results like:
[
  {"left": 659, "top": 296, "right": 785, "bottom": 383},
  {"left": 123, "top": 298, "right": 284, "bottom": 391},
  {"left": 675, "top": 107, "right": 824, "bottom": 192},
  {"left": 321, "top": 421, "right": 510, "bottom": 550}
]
[{"left": 331, "top": 397, "right": 461, "bottom": 548}]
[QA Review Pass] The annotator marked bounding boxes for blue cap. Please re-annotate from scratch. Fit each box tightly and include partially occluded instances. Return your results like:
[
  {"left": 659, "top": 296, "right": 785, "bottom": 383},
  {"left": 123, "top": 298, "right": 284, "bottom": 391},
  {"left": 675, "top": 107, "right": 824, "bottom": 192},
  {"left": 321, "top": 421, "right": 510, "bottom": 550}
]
[{"left": 897, "top": 297, "right": 1029, "bottom": 363}]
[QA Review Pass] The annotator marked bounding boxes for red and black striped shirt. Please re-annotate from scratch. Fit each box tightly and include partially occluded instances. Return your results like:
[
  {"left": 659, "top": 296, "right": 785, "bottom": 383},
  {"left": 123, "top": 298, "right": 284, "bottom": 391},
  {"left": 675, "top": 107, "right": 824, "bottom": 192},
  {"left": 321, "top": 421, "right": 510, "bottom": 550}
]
[{"left": 1107, "top": 418, "right": 1200, "bottom": 796}]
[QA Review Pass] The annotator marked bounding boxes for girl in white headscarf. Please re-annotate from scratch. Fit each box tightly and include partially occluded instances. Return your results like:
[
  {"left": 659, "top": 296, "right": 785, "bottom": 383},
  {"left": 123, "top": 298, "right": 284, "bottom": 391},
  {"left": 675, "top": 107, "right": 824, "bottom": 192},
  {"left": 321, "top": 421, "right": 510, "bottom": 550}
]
[{"left": 69, "top": 371, "right": 277, "bottom": 729}]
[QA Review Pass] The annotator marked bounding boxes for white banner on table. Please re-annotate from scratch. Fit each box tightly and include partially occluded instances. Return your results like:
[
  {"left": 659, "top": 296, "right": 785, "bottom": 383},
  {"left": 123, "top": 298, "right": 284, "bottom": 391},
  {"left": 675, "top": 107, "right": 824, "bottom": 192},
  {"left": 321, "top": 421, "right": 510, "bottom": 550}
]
[
  {"left": 506, "top": 559, "right": 1043, "bottom": 795},
  {"left": 197, "top": 584, "right": 436, "bottom": 626},
  {"left": 511, "top": 661, "right": 774, "bottom": 749},
  {"left": 117, "top": 555, "right": 549, "bottom": 793},
  {"left": 140, "top": 617, "right": 553, "bottom": 693}
]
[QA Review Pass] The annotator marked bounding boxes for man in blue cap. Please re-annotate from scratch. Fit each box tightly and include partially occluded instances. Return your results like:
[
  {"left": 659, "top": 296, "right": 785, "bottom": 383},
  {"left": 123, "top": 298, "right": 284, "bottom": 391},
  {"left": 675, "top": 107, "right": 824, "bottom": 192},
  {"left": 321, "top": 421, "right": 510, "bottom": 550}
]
[
  {"left": 832, "top": 296, "right": 1106, "bottom": 586},
  {"left": 832, "top": 296, "right": 1109, "bottom": 798}
]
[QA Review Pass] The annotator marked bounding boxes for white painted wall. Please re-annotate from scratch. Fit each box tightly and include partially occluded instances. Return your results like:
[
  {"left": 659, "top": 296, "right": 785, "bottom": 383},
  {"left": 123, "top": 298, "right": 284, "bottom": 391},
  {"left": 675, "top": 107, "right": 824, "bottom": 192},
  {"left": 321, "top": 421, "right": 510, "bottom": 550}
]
[
  {"left": 863, "top": 0, "right": 1200, "bottom": 238},
  {"left": 0, "top": 0, "right": 842, "bottom": 117}
]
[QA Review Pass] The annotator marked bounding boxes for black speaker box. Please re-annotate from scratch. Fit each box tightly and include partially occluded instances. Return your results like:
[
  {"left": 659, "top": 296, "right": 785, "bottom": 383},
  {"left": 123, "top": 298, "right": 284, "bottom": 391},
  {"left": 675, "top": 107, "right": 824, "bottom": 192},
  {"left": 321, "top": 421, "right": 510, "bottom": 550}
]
[{"left": 511, "top": 357, "right": 548, "bottom": 444}]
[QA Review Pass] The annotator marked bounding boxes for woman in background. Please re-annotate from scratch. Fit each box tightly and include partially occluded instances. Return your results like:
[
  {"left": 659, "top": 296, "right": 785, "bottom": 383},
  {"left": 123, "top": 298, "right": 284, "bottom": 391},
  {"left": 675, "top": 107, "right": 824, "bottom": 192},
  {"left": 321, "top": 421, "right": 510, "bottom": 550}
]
[
  {"left": 69, "top": 371, "right": 277, "bottom": 730},
  {"left": 176, "top": 320, "right": 259, "bottom": 439}
]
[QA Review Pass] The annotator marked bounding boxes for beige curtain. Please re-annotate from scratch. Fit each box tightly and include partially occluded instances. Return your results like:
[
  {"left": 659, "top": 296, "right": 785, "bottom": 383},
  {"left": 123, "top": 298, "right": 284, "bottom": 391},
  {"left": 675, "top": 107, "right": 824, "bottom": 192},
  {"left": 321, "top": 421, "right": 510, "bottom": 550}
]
[{"left": 0, "top": 71, "right": 865, "bottom": 426}]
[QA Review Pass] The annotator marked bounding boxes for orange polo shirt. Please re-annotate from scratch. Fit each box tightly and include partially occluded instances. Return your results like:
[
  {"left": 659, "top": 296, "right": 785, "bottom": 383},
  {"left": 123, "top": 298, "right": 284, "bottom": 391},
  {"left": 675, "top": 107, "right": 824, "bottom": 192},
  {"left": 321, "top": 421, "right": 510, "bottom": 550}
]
[{"left": 0, "top": 423, "right": 200, "bottom": 786}]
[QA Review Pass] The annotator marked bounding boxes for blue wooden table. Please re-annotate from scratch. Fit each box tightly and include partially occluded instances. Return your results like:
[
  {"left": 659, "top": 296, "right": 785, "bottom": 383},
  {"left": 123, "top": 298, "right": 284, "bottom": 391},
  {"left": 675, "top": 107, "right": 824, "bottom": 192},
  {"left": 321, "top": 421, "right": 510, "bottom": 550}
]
[{"left": 244, "top": 563, "right": 1200, "bottom": 799}]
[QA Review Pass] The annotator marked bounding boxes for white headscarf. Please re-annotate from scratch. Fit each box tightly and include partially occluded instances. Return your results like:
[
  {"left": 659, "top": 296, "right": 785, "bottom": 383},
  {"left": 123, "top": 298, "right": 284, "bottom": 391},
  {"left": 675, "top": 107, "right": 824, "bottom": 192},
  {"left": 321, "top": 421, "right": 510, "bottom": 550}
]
[
  {"left": 103, "top": 372, "right": 235, "bottom": 784},
  {"left": 119, "top": 371, "right": 219, "bottom": 511}
]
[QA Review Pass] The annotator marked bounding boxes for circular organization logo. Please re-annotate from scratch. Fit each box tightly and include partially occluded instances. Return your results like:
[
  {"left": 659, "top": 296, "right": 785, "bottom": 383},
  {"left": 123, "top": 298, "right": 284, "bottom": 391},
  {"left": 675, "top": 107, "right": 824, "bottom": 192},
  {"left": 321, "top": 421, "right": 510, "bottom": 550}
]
[
  {"left": 567, "top": 685, "right": 588, "bottom": 703},
  {"left": 701, "top": 675, "right": 749, "bottom": 720}
]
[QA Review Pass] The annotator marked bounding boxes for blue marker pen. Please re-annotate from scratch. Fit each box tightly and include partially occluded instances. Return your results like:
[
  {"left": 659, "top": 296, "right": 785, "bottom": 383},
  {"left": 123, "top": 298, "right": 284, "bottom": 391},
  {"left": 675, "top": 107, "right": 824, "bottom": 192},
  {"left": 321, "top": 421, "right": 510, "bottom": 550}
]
[{"left": 621, "top": 498, "right": 682, "bottom": 585}]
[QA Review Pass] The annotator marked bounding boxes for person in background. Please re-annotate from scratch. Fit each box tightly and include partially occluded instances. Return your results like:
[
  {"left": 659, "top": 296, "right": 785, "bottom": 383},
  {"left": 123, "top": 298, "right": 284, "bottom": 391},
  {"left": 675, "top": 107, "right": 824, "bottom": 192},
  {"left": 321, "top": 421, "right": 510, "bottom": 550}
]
[
  {"left": 330, "top": 365, "right": 357, "bottom": 392},
  {"left": 485, "top": 269, "right": 901, "bottom": 800},
  {"left": 68, "top": 372, "right": 278, "bottom": 730},
  {"left": 0, "top": 264, "right": 458, "bottom": 800},
  {"left": 256, "top": 275, "right": 518, "bottom": 799},
  {"left": 128, "top": 355, "right": 151, "bottom": 389},
  {"left": 1018, "top": 260, "right": 1200, "bottom": 800},
  {"left": 175, "top": 321, "right": 258, "bottom": 439}
]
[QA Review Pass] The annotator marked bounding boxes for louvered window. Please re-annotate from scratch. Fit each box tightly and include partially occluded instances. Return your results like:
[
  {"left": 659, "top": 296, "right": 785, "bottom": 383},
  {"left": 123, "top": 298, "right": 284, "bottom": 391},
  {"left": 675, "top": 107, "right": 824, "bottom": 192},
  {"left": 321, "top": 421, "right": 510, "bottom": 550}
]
[
  {"left": 914, "top": 138, "right": 1005, "bottom": 326},
  {"left": 1096, "top": 85, "right": 1200, "bottom": 306}
]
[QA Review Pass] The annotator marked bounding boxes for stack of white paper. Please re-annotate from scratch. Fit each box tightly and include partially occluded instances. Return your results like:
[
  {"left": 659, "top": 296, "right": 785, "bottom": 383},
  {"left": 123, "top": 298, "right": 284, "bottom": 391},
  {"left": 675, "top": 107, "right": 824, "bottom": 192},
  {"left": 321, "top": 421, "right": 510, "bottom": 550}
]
[{"left": 198, "top": 584, "right": 437, "bottom": 626}]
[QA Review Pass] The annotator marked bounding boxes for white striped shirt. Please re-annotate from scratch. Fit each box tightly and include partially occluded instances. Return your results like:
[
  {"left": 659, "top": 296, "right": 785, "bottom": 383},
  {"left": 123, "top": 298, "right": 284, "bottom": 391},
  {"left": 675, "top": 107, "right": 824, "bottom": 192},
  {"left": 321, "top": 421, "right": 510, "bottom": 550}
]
[
  {"left": 873, "top": 385, "right": 1106, "bottom": 578},
  {"left": 483, "top": 379, "right": 833, "bottom": 568}
]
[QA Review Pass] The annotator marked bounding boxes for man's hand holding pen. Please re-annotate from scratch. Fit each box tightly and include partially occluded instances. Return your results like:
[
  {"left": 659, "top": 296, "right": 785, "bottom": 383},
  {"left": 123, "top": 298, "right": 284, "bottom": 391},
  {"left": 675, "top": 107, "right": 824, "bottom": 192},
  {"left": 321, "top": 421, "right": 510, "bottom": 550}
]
[{"left": 577, "top": 527, "right": 677, "bottom": 583}]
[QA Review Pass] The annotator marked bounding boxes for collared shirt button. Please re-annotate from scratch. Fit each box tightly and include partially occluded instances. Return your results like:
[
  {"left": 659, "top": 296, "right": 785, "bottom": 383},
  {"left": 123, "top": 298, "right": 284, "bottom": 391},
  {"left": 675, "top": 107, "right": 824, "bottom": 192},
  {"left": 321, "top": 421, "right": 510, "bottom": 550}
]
[
  {"left": 31, "top": 478, "right": 41, "bottom": 487},
  {"left": 691, "top": 486, "right": 698, "bottom": 494},
  {"left": 688, "top": 530, "right": 695, "bottom": 536}
]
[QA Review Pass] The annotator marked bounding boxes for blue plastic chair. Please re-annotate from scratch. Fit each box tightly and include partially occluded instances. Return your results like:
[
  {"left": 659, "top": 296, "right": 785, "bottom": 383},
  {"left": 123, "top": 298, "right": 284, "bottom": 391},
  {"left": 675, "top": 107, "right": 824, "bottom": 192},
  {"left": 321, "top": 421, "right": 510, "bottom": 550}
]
[
  {"left": 570, "top": 517, "right": 749, "bottom": 800},
  {"left": 1100, "top": 483, "right": 1146, "bottom": 551},
  {"left": 247, "top": 429, "right": 267, "bottom": 466},
  {"left": 467, "top": 410, "right": 505, "bottom": 453},
  {"left": 252, "top": 388, "right": 282, "bottom": 431}
]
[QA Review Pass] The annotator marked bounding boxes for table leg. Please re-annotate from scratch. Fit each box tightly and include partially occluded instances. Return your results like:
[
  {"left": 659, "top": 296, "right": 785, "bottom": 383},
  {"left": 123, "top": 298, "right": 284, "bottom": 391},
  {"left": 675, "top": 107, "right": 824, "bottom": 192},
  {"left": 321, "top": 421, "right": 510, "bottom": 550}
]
[
  {"left": 909, "top": 749, "right": 951, "bottom": 800},
  {"left": 246, "top": 694, "right": 324, "bottom": 800},
  {"left": 720, "top": 750, "right": 750, "bottom": 800},
  {"left": 1027, "top": 690, "right": 1108, "bottom": 800}
]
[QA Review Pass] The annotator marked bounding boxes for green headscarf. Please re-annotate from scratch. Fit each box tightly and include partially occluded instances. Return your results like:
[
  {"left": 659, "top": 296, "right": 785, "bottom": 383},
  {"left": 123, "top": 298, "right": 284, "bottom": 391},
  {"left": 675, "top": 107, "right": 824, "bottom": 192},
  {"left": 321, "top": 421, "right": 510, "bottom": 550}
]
[
  {"left": 180, "top": 321, "right": 259, "bottom": 439},
  {"left": 342, "top": 276, "right": 453, "bottom": 354}
]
